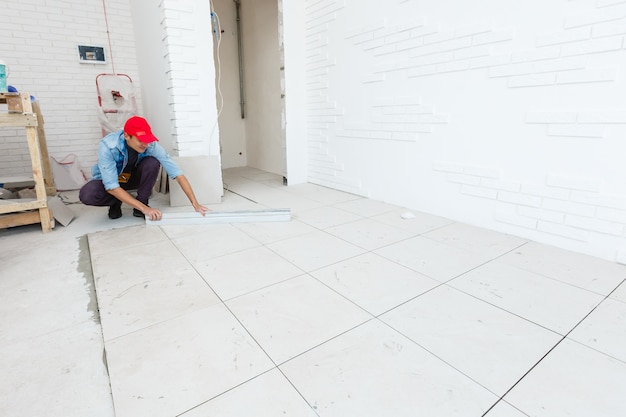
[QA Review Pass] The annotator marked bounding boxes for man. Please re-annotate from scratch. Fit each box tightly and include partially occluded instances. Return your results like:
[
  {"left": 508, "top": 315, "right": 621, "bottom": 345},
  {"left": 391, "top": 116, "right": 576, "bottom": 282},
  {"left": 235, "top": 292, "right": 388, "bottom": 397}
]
[{"left": 79, "top": 116, "right": 209, "bottom": 221}]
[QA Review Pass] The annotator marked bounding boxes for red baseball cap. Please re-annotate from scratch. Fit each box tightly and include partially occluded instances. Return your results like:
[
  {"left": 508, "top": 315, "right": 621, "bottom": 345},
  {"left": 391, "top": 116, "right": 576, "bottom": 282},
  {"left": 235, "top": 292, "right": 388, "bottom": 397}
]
[{"left": 124, "top": 116, "right": 158, "bottom": 144}]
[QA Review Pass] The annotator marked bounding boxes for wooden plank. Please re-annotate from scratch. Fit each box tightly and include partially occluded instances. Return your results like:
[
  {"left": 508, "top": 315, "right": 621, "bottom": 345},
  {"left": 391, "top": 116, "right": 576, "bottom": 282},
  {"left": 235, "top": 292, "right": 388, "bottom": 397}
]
[
  {"left": 146, "top": 208, "right": 291, "bottom": 226},
  {"left": 0, "top": 208, "right": 54, "bottom": 230},
  {"left": 0, "top": 113, "right": 38, "bottom": 127},
  {"left": 32, "top": 101, "right": 56, "bottom": 195},
  {"left": 0, "top": 198, "right": 47, "bottom": 214}
]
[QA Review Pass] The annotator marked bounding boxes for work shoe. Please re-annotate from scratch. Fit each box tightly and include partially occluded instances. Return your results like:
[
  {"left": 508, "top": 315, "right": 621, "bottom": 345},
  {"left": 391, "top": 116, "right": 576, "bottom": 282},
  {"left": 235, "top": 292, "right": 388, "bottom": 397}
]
[
  {"left": 133, "top": 208, "right": 145, "bottom": 219},
  {"left": 108, "top": 202, "right": 122, "bottom": 219}
]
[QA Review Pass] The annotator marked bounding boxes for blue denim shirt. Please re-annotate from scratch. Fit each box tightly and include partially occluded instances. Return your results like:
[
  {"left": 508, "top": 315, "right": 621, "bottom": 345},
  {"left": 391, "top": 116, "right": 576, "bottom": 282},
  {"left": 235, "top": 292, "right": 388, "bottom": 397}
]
[{"left": 91, "top": 130, "right": 183, "bottom": 190}]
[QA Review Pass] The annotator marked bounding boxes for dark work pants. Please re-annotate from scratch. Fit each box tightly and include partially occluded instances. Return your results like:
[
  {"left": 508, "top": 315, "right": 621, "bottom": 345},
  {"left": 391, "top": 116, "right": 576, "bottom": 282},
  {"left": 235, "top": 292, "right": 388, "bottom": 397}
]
[{"left": 79, "top": 156, "right": 161, "bottom": 207}]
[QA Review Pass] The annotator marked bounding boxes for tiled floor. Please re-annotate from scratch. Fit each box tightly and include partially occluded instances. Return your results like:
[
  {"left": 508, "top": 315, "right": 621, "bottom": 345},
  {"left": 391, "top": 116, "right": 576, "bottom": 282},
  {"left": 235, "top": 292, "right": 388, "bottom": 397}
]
[{"left": 2, "top": 166, "right": 626, "bottom": 417}]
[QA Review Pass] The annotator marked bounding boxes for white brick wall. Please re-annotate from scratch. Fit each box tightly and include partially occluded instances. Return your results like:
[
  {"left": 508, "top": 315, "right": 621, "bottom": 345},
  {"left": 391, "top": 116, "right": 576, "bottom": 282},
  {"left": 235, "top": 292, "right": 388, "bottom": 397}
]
[
  {"left": 299, "top": 0, "right": 626, "bottom": 262},
  {"left": 0, "top": 0, "right": 140, "bottom": 178}
]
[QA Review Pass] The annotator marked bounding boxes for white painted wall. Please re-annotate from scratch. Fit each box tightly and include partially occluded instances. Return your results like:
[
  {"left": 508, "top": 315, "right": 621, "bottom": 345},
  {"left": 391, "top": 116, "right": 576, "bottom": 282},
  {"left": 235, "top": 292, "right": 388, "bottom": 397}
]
[
  {"left": 211, "top": 0, "right": 247, "bottom": 168},
  {"left": 284, "top": 0, "right": 626, "bottom": 263}
]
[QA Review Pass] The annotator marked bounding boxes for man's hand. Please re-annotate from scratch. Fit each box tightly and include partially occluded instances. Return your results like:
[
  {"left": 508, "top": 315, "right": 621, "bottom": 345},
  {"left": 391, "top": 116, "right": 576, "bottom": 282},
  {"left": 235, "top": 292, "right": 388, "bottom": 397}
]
[
  {"left": 143, "top": 206, "right": 163, "bottom": 221},
  {"left": 193, "top": 203, "right": 210, "bottom": 216}
]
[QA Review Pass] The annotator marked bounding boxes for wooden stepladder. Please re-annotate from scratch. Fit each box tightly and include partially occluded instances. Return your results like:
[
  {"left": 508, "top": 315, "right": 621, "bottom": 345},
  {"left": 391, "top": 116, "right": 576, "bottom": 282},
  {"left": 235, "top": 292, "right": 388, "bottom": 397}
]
[{"left": 0, "top": 92, "right": 55, "bottom": 232}]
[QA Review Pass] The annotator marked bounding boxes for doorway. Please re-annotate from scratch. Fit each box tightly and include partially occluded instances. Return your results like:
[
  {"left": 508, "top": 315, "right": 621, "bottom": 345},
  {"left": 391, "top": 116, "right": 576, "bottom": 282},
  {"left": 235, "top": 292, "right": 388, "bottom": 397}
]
[{"left": 211, "top": 0, "right": 286, "bottom": 180}]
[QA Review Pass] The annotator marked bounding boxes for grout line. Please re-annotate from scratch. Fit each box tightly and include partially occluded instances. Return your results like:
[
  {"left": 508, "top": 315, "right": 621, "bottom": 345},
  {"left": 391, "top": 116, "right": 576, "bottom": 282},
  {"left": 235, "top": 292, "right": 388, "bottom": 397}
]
[{"left": 480, "top": 277, "right": 626, "bottom": 416}]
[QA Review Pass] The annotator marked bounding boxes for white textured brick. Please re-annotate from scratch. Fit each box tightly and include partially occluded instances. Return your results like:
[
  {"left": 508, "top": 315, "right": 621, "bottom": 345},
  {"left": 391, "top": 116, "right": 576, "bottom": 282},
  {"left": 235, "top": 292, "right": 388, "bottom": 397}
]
[
  {"left": 495, "top": 208, "right": 538, "bottom": 229},
  {"left": 472, "top": 29, "right": 515, "bottom": 46},
  {"left": 454, "top": 45, "right": 492, "bottom": 60},
  {"left": 423, "top": 31, "right": 455, "bottom": 45},
  {"left": 455, "top": 22, "right": 493, "bottom": 38},
  {"left": 411, "top": 51, "right": 454, "bottom": 65},
  {"left": 537, "top": 221, "right": 590, "bottom": 241},
  {"left": 407, "top": 65, "right": 438, "bottom": 77},
  {"left": 597, "top": 206, "right": 626, "bottom": 223},
  {"left": 565, "top": 215, "right": 624, "bottom": 235},
  {"left": 470, "top": 54, "right": 511, "bottom": 69},
  {"left": 511, "top": 46, "right": 561, "bottom": 63},
  {"left": 463, "top": 166, "right": 500, "bottom": 178},
  {"left": 508, "top": 73, "right": 556, "bottom": 87},
  {"left": 385, "top": 31, "right": 411, "bottom": 45},
  {"left": 447, "top": 172, "right": 481, "bottom": 185},
  {"left": 547, "top": 124, "right": 605, "bottom": 138},
  {"left": 536, "top": 27, "right": 591, "bottom": 47},
  {"left": 489, "top": 62, "right": 533, "bottom": 78},
  {"left": 556, "top": 68, "right": 617, "bottom": 84},
  {"left": 480, "top": 178, "right": 520, "bottom": 192},
  {"left": 577, "top": 110, "right": 626, "bottom": 123},
  {"left": 521, "top": 184, "right": 570, "bottom": 200},
  {"left": 374, "top": 96, "right": 422, "bottom": 106},
  {"left": 564, "top": 5, "right": 626, "bottom": 28},
  {"left": 413, "top": 37, "right": 472, "bottom": 56},
  {"left": 437, "top": 60, "right": 470, "bottom": 73},
  {"left": 543, "top": 198, "right": 596, "bottom": 217},
  {"left": 571, "top": 191, "right": 626, "bottom": 209},
  {"left": 460, "top": 184, "right": 498, "bottom": 199},
  {"left": 518, "top": 206, "right": 565, "bottom": 223},
  {"left": 410, "top": 25, "right": 440, "bottom": 39},
  {"left": 532, "top": 56, "right": 588, "bottom": 73},
  {"left": 497, "top": 191, "right": 542, "bottom": 207},
  {"left": 345, "top": 21, "right": 386, "bottom": 39},
  {"left": 546, "top": 174, "right": 601, "bottom": 192},
  {"left": 560, "top": 36, "right": 623, "bottom": 56},
  {"left": 390, "top": 131, "right": 419, "bottom": 141},
  {"left": 592, "top": 22, "right": 626, "bottom": 38}
]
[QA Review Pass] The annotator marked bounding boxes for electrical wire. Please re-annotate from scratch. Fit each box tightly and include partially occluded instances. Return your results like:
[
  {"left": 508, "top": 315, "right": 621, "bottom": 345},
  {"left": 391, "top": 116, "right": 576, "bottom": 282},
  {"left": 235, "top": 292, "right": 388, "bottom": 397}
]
[
  {"left": 101, "top": 0, "right": 116, "bottom": 74},
  {"left": 209, "top": 0, "right": 224, "bottom": 155}
]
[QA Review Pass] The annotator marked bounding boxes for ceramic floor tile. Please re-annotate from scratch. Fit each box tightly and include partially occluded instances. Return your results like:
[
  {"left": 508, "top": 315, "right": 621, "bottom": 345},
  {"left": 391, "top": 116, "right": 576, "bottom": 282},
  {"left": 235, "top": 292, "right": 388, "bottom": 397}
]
[
  {"left": 266, "top": 230, "right": 366, "bottom": 272},
  {"left": 234, "top": 218, "right": 318, "bottom": 245},
  {"left": 423, "top": 222, "right": 528, "bottom": 259},
  {"left": 375, "top": 236, "right": 494, "bottom": 282},
  {"left": 284, "top": 183, "right": 361, "bottom": 204},
  {"left": 90, "top": 239, "right": 221, "bottom": 341},
  {"left": 194, "top": 246, "right": 304, "bottom": 300},
  {"left": 170, "top": 223, "right": 262, "bottom": 263},
  {"left": 87, "top": 224, "right": 168, "bottom": 255},
  {"left": 251, "top": 189, "right": 324, "bottom": 213},
  {"left": 498, "top": 241, "right": 626, "bottom": 295},
  {"left": 483, "top": 401, "right": 531, "bottom": 417},
  {"left": 310, "top": 252, "right": 440, "bottom": 315},
  {"left": 370, "top": 208, "right": 454, "bottom": 235},
  {"left": 105, "top": 304, "right": 274, "bottom": 417},
  {"left": 503, "top": 339, "right": 626, "bottom": 417},
  {"left": 449, "top": 261, "right": 605, "bottom": 334},
  {"left": 332, "top": 198, "right": 400, "bottom": 217},
  {"left": 0, "top": 322, "right": 114, "bottom": 417},
  {"left": 89, "top": 239, "right": 193, "bottom": 287},
  {"left": 226, "top": 275, "right": 372, "bottom": 364},
  {"left": 567, "top": 298, "right": 626, "bottom": 362},
  {"left": 295, "top": 205, "right": 364, "bottom": 229},
  {"left": 381, "top": 286, "right": 561, "bottom": 396},
  {"left": 325, "top": 218, "right": 416, "bottom": 250},
  {"left": 280, "top": 320, "right": 498, "bottom": 417},
  {"left": 179, "top": 369, "right": 317, "bottom": 416},
  {"left": 610, "top": 279, "right": 626, "bottom": 303}
]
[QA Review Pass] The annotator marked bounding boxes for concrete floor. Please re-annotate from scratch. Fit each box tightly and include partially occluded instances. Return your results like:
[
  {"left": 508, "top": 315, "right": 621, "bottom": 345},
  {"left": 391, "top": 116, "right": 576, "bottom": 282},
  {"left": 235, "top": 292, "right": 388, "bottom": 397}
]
[{"left": 1, "top": 167, "right": 626, "bottom": 417}]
